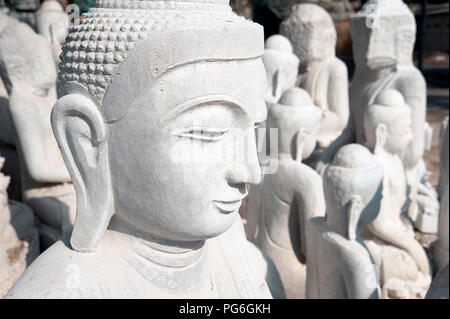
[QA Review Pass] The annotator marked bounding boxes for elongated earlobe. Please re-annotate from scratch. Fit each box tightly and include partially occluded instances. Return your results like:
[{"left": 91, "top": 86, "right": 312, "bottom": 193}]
[
  {"left": 273, "top": 70, "right": 284, "bottom": 99},
  {"left": 374, "top": 123, "right": 387, "bottom": 155},
  {"left": 347, "top": 196, "right": 363, "bottom": 241},
  {"left": 51, "top": 94, "right": 114, "bottom": 253},
  {"left": 295, "top": 128, "right": 308, "bottom": 162}
]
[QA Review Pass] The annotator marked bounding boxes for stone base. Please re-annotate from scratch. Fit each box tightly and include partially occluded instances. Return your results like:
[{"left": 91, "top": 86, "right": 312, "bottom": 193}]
[
  {"left": 364, "top": 238, "right": 432, "bottom": 299},
  {"left": 415, "top": 211, "right": 439, "bottom": 234},
  {"left": 0, "top": 201, "right": 39, "bottom": 297}
]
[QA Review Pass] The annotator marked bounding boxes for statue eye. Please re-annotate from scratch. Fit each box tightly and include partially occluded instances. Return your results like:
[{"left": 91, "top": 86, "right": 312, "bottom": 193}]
[
  {"left": 33, "top": 87, "right": 49, "bottom": 97},
  {"left": 174, "top": 127, "right": 229, "bottom": 142}
]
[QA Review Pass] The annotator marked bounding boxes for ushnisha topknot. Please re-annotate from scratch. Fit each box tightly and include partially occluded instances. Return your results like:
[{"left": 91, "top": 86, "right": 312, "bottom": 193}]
[
  {"left": 353, "top": 0, "right": 415, "bottom": 18},
  {"left": 58, "top": 0, "right": 264, "bottom": 121}
]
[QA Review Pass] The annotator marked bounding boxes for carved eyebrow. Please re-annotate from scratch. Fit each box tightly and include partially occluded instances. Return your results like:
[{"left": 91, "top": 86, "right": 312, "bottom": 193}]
[{"left": 162, "top": 95, "right": 248, "bottom": 123}]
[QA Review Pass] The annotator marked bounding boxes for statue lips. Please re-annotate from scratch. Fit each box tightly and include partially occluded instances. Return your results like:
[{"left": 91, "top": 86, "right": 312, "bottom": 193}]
[{"left": 213, "top": 199, "right": 244, "bottom": 214}]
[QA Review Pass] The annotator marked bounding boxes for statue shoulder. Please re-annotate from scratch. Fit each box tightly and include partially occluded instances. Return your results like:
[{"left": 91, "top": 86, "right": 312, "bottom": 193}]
[
  {"left": 291, "top": 162, "right": 322, "bottom": 188},
  {"left": 394, "top": 66, "right": 426, "bottom": 92},
  {"left": 328, "top": 57, "right": 348, "bottom": 77},
  {"left": 5, "top": 241, "right": 97, "bottom": 299}
]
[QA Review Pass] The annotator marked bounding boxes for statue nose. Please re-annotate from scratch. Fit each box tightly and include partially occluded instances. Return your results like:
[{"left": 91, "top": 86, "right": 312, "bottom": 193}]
[{"left": 227, "top": 161, "right": 262, "bottom": 186}]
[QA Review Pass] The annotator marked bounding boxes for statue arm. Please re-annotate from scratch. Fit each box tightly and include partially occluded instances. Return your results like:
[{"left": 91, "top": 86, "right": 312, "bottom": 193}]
[
  {"left": 327, "top": 61, "right": 350, "bottom": 133},
  {"left": 315, "top": 121, "right": 356, "bottom": 175},
  {"left": 294, "top": 165, "right": 326, "bottom": 258},
  {"left": 9, "top": 91, "right": 71, "bottom": 183},
  {"left": 395, "top": 72, "right": 427, "bottom": 169},
  {"left": 343, "top": 262, "right": 379, "bottom": 299}
]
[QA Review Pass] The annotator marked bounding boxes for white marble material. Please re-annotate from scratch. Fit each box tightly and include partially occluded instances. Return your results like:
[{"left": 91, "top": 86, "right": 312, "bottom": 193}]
[
  {"left": 36, "top": 0, "right": 69, "bottom": 64},
  {"left": 255, "top": 88, "right": 325, "bottom": 299},
  {"left": 280, "top": 3, "right": 349, "bottom": 150},
  {"left": 245, "top": 34, "right": 299, "bottom": 241},
  {"left": 0, "top": 16, "right": 76, "bottom": 242},
  {"left": 6, "top": 0, "right": 273, "bottom": 299},
  {"left": 262, "top": 34, "right": 299, "bottom": 105},
  {"left": 0, "top": 157, "right": 39, "bottom": 297},
  {"left": 362, "top": 89, "right": 431, "bottom": 299},
  {"left": 353, "top": 0, "right": 438, "bottom": 229},
  {"left": 317, "top": 0, "right": 438, "bottom": 234},
  {"left": 307, "top": 144, "right": 382, "bottom": 299}
]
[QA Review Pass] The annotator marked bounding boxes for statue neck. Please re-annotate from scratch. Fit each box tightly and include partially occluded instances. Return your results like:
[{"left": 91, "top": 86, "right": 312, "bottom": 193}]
[
  {"left": 108, "top": 215, "right": 209, "bottom": 291},
  {"left": 300, "top": 58, "right": 327, "bottom": 75},
  {"left": 326, "top": 208, "right": 362, "bottom": 242},
  {"left": 373, "top": 145, "right": 399, "bottom": 160},
  {"left": 279, "top": 151, "right": 293, "bottom": 162},
  {"left": 326, "top": 209, "right": 349, "bottom": 239}
]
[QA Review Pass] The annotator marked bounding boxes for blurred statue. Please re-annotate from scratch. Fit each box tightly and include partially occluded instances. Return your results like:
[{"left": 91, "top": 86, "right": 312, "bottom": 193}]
[
  {"left": 318, "top": 0, "right": 438, "bottom": 235},
  {"left": 262, "top": 34, "right": 300, "bottom": 106},
  {"left": 0, "top": 16, "right": 76, "bottom": 245},
  {"left": 36, "top": 0, "right": 70, "bottom": 64},
  {"left": 0, "top": 156, "right": 39, "bottom": 297},
  {"left": 307, "top": 144, "right": 382, "bottom": 299},
  {"left": 280, "top": 4, "right": 349, "bottom": 151},
  {"left": 362, "top": 90, "right": 431, "bottom": 299},
  {"left": 255, "top": 88, "right": 325, "bottom": 298}
]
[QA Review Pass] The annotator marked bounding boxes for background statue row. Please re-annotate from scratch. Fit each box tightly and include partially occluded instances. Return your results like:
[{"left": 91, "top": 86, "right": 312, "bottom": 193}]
[
  {"left": 245, "top": 0, "right": 447, "bottom": 299},
  {"left": 0, "top": 1, "right": 74, "bottom": 251}
]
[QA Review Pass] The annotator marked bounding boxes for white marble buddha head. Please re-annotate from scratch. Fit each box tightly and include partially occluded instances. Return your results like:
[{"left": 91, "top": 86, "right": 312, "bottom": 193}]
[
  {"left": 364, "top": 89, "right": 413, "bottom": 155},
  {"left": 350, "top": 0, "right": 416, "bottom": 71},
  {"left": 0, "top": 17, "right": 57, "bottom": 98},
  {"left": 262, "top": 34, "right": 299, "bottom": 103},
  {"left": 280, "top": 3, "right": 336, "bottom": 66},
  {"left": 323, "top": 144, "right": 384, "bottom": 240},
  {"left": 52, "top": 0, "right": 267, "bottom": 253},
  {"left": 36, "top": 0, "right": 69, "bottom": 45},
  {"left": 268, "top": 87, "right": 321, "bottom": 161}
]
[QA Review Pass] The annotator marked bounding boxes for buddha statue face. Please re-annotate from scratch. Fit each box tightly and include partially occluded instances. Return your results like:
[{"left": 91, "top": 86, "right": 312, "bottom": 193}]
[
  {"left": 280, "top": 3, "right": 336, "bottom": 65},
  {"left": 108, "top": 59, "right": 267, "bottom": 242},
  {"left": 350, "top": 0, "right": 416, "bottom": 71},
  {"left": 364, "top": 90, "right": 413, "bottom": 155},
  {"left": 0, "top": 18, "right": 57, "bottom": 99},
  {"left": 52, "top": 0, "right": 267, "bottom": 252}
]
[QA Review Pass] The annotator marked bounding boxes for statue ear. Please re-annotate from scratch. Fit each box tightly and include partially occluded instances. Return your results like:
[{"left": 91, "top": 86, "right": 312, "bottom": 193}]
[
  {"left": 347, "top": 195, "right": 363, "bottom": 241},
  {"left": 273, "top": 70, "right": 284, "bottom": 100},
  {"left": 295, "top": 128, "right": 308, "bottom": 162},
  {"left": 374, "top": 123, "right": 388, "bottom": 154},
  {"left": 51, "top": 94, "right": 114, "bottom": 253}
]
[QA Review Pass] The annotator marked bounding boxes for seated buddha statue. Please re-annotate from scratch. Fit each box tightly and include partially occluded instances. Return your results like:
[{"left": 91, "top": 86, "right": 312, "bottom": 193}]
[
  {"left": 255, "top": 87, "right": 325, "bottom": 299},
  {"left": 6, "top": 0, "right": 273, "bottom": 299},
  {"left": 362, "top": 89, "right": 431, "bottom": 298},
  {"left": 307, "top": 144, "right": 382, "bottom": 299},
  {"left": 317, "top": 0, "right": 438, "bottom": 232},
  {"left": 280, "top": 3, "right": 349, "bottom": 151}
]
